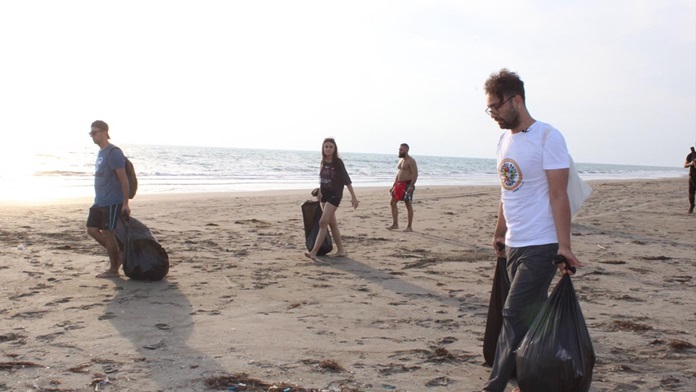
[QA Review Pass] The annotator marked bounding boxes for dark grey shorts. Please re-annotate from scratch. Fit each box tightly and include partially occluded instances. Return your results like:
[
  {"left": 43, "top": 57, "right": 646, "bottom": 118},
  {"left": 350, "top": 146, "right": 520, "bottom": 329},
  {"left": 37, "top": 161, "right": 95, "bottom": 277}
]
[{"left": 86, "top": 204, "right": 123, "bottom": 231}]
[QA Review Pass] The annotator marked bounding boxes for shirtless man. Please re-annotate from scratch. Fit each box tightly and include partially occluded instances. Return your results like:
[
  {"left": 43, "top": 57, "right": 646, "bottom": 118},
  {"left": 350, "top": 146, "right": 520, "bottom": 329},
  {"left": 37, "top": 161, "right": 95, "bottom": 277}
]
[{"left": 388, "top": 143, "right": 418, "bottom": 232}]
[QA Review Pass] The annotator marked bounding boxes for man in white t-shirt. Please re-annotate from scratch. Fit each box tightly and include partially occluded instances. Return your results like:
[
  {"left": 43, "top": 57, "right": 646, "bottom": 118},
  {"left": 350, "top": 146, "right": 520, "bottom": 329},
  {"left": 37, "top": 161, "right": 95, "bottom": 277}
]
[{"left": 482, "top": 69, "right": 582, "bottom": 392}]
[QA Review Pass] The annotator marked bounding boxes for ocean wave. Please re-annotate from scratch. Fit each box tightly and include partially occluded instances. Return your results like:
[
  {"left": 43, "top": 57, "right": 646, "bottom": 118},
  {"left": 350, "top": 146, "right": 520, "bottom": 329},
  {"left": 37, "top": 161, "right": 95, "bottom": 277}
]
[
  {"left": 1, "top": 144, "right": 685, "bottom": 202},
  {"left": 35, "top": 170, "right": 90, "bottom": 177}
]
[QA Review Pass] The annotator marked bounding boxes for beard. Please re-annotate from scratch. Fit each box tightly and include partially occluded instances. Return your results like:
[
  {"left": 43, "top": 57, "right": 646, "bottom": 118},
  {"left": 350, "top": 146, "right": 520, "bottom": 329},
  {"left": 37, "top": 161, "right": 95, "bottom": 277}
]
[
  {"left": 398, "top": 151, "right": 405, "bottom": 158},
  {"left": 495, "top": 110, "right": 521, "bottom": 130}
]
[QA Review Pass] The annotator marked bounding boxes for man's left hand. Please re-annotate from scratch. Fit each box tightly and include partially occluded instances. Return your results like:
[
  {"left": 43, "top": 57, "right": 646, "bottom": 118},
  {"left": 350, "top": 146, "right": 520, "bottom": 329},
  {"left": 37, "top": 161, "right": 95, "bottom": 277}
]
[{"left": 557, "top": 248, "right": 582, "bottom": 275}]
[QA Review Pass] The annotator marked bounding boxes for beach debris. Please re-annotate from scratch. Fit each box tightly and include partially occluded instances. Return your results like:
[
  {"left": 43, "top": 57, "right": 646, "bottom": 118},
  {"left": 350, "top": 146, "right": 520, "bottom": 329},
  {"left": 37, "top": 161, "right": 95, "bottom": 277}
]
[
  {"left": 98, "top": 312, "right": 117, "bottom": 321},
  {"left": 287, "top": 302, "right": 303, "bottom": 310},
  {"left": 669, "top": 339, "right": 694, "bottom": 350},
  {"left": 143, "top": 339, "right": 165, "bottom": 350},
  {"left": 203, "top": 373, "right": 320, "bottom": 391},
  {"left": 402, "top": 258, "right": 438, "bottom": 269},
  {"left": 203, "top": 374, "right": 365, "bottom": 391},
  {"left": 0, "top": 332, "right": 26, "bottom": 344},
  {"left": 0, "top": 360, "right": 43, "bottom": 370},
  {"left": 438, "top": 336, "right": 458, "bottom": 344},
  {"left": 596, "top": 244, "right": 606, "bottom": 250},
  {"left": 608, "top": 364, "right": 635, "bottom": 372},
  {"left": 68, "top": 362, "right": 91, "bottom": 373},
  {"left": 598, "top": 260, "right": 626, "bottom": 265},
  {"left": 640, "top": 255, "right": 671, "bottom": 260},
  {"left": 377, "top": 363, "right": 421, "bottom": 376},
  {"left": 608, "top": 319, "right": 652, "bottom": 332},
  {"left": 425, "top": 347, "right": 459, "bottom": 363},
  {"left": 665, "top": 275, "right": 692, "bottom": 283},
  {"left": 612, "top": 294, "right": 644, "bottom": 302},
  {"left": 18, "top": 244, "right": 25, "bottom": 250},
  {"left": 90, "top": 375, "right": 111, "bottom": 391},
  {"left": 103, "top": 366, "right": 119, "bottom": 374},
  {"left": 660, "top": 375, "right": 682, "bottom": 388},
  {"left": 317, "top": 359, "right": 344, "bottom": 372},
  {"left": 425, "top": 376, "right": 451, "bottom": 386}
]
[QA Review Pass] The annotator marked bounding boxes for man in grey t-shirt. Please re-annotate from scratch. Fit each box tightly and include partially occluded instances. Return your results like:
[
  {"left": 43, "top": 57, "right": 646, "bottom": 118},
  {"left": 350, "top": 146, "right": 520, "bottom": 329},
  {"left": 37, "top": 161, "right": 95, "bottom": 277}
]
[{"left": 86, "top": 120, "right": 131, "bottom": 278}]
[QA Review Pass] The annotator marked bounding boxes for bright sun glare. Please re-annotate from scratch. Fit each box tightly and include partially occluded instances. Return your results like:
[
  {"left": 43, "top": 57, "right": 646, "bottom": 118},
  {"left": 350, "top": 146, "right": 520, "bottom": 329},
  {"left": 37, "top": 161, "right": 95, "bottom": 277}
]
[{"left": 0, "top": 138, "right": 92, "bottom": 203}]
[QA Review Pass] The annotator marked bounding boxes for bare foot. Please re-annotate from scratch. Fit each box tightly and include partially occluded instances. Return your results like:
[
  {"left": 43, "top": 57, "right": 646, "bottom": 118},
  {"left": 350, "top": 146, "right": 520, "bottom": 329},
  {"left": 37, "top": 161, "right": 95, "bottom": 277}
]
[
  {"left": 96, "top": 270, "right": 120, "bottom": 279},
  {"left": 387, "top": 225, "right": 398, "bottom": 230},
  {"left": 403, "top": 227, "right": 413, "bottom": 232},
  {"left": 331, "top": 252, "right": 347, "bottom": 258},
  {"left": 304, "top": 252, "right": 318, "bottom": 261}
]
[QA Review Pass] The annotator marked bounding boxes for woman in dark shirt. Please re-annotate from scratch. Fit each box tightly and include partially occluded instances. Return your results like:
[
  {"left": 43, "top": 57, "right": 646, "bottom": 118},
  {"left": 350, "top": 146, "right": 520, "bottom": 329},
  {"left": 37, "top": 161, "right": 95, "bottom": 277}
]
[{"left": 304, "top": 138, "right": 359, "bottom": 260}]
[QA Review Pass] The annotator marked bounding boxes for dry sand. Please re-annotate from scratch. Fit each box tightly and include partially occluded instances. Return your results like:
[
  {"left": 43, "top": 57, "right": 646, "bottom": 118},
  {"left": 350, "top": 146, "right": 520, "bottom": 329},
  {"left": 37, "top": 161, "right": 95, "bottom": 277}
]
[{"left": 0, "top": 179, "right": 694, "bottom": 391}]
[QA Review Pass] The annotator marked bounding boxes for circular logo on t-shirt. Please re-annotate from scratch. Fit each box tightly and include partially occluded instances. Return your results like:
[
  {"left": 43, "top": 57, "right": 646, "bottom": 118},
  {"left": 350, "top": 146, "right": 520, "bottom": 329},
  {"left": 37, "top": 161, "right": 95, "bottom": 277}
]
[{"left": 499, "top": 158, "right": 522, "bottom": 190}]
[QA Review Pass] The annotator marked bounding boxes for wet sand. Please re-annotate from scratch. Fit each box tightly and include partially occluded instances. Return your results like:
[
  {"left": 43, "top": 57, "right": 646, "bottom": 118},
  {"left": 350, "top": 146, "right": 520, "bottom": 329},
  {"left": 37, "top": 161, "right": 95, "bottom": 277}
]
[{"left": 0, "top": 179, "right": 694, "bottom": 391}]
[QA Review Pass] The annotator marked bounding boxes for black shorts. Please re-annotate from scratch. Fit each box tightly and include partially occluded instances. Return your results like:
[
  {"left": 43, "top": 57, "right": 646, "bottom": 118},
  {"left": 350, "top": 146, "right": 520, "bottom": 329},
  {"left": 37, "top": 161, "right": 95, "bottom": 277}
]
[
  {"left": 86, "top": 204, "right": 123, "bottom": 231},
  {"left": 321, "top": 191, "right": 342, "bottom": 207}
]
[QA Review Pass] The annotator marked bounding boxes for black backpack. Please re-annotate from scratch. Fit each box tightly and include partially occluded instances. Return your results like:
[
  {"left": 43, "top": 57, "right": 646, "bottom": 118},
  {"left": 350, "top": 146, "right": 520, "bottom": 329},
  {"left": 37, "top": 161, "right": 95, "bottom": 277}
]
[{"left": 108, "top": 147, "right": 138, "bottom": 199}]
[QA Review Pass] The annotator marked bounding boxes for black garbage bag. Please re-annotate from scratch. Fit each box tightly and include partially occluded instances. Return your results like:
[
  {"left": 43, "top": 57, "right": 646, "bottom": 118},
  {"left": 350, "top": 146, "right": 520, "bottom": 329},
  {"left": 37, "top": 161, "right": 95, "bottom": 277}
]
[
  {"left": 301, "top": 201, "right": 332, "bottom": 256},
  {"left": 115, "top": 216, "right": 169, "bottom": 281},
  {"left": 516, "top": 274, "right": 595, "bottom": 392},
  {"left": 483, "top": 255, "right": 510, "bottom": 366}
]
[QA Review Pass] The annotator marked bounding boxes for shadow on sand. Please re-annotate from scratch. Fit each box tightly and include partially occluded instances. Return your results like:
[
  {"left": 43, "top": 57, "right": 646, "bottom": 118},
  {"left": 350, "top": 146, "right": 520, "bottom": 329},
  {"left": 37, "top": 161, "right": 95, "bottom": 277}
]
[
  {"left": 104, "top": 277, "right": 226, "bottom": 391},
  {"left": 321, "top": 255, "right": 463, "bottom": 308}
]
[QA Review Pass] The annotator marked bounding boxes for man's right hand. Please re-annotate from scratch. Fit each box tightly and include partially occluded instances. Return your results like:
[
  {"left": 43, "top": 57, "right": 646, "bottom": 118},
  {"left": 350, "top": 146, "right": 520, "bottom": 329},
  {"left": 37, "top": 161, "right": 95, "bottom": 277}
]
[{"left": 493, "top": 239, "right": 505, "bottom": 257}]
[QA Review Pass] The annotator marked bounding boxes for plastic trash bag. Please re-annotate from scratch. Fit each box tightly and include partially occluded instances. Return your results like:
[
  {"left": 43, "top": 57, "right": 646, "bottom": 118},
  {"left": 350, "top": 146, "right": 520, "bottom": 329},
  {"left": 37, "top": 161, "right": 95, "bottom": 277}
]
[
  {"left": 567, "top": 156, "right": 593, "bottom": 218},
  {"left": 115, "top": 216, "right": 169, "bottom": 281},
  {"left": 301, "top": 201, "right": 332, "bottom": 256},
  {"left": 516, "top": 274, "right": 595, "bottom": 392},
  {"left": 483, "top": 255, "right": 510, "bottom": 366}
]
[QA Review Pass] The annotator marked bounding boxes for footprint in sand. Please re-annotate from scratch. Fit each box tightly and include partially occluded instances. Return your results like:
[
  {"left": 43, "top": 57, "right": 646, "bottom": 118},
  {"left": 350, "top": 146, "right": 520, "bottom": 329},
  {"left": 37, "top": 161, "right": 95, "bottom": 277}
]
[
  {"left": 44, "top": 297, "right": 73, "bottom": 306},
  {"left": 98, "top": 312, "right": 117, "bottom": 320}
]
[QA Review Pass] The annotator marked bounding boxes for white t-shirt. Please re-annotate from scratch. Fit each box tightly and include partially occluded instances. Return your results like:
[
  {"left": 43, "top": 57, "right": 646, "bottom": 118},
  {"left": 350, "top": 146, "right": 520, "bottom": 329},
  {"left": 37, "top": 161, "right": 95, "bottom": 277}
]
[{"left": 497, "top": 121, "right": 569, "bottom": 247}]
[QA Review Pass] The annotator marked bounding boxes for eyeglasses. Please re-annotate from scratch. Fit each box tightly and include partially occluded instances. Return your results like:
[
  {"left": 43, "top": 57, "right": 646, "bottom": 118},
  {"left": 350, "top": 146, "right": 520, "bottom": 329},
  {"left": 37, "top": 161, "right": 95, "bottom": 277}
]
[
  {"left": 89, "top": 129, "right": 105, "bottom": 136},
  {"left": 485, "top": 95, "right": 515, "bottom": 116}
]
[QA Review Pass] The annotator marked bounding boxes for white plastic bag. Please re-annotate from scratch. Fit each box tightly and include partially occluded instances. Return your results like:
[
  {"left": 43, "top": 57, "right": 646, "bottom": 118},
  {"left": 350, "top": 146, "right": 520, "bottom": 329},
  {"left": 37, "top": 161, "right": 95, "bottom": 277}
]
[
  {"left": 567, "top": 156, "right": 592, "bottom": 217},
  {"left": 542, "top": 127, "right": 592, "bottom": 218}
]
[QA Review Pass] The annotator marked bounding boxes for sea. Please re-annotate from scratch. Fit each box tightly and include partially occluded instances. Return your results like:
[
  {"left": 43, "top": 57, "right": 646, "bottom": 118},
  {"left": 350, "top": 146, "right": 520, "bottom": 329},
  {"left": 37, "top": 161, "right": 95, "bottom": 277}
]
[{"left": 1, "top": 143, "right": 686, "bottom": 203}]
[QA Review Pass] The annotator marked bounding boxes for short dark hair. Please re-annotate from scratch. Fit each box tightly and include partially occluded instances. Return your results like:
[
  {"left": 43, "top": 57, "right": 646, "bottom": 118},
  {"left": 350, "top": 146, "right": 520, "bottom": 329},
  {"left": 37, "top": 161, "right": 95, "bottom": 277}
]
[
  {"left": 484, "top": 69, "right": 526, "bottom": 103},
  {"left": 400, "top": 143, "right": 410, "bottom": 150},
  {"left": 91, "top": 120, "right": 109, "bottom": 132}
]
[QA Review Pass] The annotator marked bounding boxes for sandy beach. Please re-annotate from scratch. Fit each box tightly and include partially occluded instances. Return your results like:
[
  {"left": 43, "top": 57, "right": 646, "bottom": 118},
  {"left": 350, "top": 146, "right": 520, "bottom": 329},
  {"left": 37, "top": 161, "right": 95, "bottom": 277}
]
[{"left": 1, "top": 178, "right": 694, "bottom": 392}]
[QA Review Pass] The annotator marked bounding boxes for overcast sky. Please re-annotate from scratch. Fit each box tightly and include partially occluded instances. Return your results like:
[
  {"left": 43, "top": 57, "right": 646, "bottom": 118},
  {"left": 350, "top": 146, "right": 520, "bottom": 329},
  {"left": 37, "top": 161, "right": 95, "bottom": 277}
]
[{"left": 1, "top": 0, "right": 694, "bottom": 167}]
